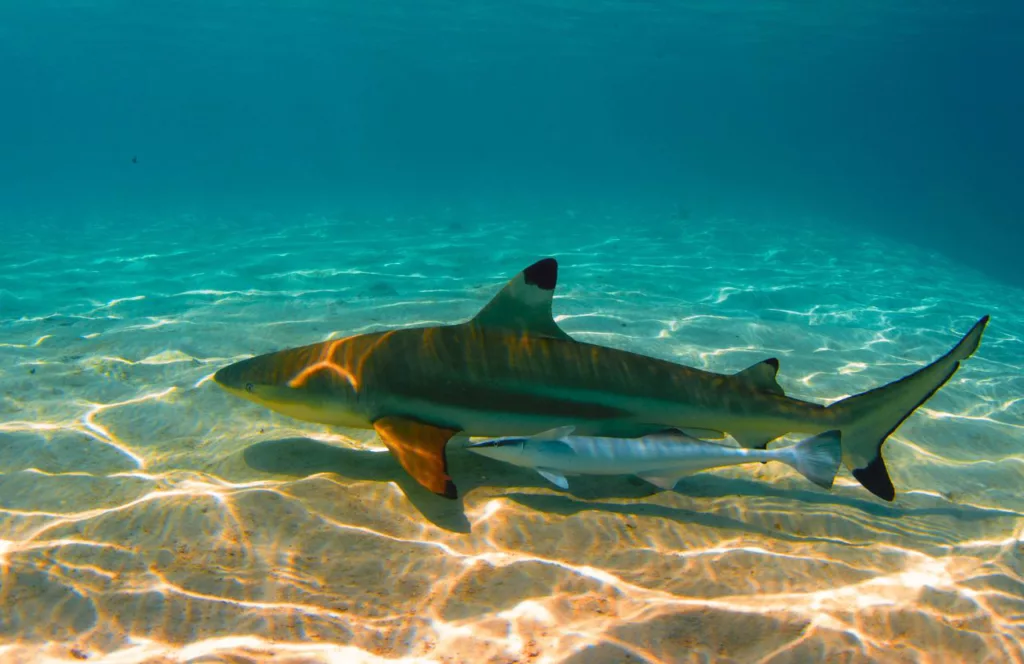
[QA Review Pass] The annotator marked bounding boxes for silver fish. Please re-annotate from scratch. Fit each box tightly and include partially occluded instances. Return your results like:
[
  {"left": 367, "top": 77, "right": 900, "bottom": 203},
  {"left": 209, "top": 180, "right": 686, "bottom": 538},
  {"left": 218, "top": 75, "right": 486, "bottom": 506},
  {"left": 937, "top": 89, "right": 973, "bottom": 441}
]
[{"left": 467, "top": 426, "right": 843, "bottom": 491}]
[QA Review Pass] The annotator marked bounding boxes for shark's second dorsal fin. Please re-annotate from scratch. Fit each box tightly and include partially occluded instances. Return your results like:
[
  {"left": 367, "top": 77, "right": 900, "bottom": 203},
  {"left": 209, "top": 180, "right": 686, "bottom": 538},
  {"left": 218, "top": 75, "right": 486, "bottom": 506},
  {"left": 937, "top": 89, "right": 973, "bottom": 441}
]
[
  {"left": 735, "top": 358, "right": 785, "bottom": 395},
  {"left": 469, "top": 257, "right": 573, "bottom": 340}
]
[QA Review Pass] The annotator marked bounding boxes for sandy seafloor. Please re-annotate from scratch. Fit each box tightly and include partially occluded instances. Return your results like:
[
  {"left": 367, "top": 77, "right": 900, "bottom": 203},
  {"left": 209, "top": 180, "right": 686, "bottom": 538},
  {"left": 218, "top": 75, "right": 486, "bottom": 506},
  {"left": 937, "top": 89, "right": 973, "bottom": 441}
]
[{"left": 0, "top": 212, "right": 1022, "bottom": 664}]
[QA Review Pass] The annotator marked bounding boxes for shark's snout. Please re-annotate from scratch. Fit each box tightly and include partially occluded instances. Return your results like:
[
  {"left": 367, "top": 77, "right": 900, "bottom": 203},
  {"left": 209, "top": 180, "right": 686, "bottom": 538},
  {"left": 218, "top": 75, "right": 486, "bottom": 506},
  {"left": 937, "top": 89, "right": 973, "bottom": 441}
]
[{"left": 212, "top": 356, "right": 269, "bottom": 398}]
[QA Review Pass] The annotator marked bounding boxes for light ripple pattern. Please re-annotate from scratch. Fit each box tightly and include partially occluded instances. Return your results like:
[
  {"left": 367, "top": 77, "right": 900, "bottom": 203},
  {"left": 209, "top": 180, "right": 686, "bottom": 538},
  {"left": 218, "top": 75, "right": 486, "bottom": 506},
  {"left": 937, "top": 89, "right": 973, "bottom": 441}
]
[{"left": 0, "top": 214, "right": 1022, "bottom": 663}]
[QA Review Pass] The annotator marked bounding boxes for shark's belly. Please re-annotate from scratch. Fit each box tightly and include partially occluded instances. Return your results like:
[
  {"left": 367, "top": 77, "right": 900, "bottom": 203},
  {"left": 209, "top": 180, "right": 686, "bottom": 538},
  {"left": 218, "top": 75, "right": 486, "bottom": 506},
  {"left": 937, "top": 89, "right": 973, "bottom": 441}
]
[{"left": 381, "top": 396, "right": 627, "bottom": 437}]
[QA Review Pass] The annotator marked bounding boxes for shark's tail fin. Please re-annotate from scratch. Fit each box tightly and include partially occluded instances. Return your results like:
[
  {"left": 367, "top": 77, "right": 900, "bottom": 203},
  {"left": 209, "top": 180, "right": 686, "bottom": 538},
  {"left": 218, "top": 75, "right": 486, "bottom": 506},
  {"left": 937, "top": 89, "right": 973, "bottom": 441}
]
[
  {"left": 782, "top": 430, "right": 842, "bottom": 489},
  {"left": 827, "top": 315, "right": 989, "bottom": 501}
]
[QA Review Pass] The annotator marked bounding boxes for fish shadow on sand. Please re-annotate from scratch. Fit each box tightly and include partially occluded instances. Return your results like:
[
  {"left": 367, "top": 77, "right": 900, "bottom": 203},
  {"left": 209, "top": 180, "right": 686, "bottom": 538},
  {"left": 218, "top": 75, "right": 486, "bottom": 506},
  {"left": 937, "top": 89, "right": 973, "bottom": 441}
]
[{"left": 243, "top": 437, "right": 1021, "bottom": 536}]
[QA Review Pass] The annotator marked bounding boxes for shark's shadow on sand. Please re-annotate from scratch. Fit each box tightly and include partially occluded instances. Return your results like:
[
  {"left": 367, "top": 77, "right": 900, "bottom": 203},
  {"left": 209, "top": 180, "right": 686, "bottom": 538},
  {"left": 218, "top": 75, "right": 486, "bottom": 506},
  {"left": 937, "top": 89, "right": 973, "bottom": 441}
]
[{"left": 243, "top": 436, "right": 1021, "bottom": 536}]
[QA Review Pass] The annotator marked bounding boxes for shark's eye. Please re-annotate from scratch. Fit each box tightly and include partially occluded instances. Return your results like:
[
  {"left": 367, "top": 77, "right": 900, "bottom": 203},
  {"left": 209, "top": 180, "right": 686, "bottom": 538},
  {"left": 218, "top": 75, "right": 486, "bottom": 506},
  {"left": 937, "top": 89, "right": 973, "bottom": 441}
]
[{"left": 245, "top": 382, "right": 255, "bottom": 393}]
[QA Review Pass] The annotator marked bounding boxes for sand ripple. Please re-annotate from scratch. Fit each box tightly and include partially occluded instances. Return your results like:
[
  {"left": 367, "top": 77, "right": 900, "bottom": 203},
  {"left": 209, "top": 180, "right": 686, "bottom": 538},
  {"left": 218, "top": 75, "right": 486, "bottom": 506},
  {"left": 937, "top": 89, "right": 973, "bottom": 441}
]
[{"left": 1, "top": 215, "right": 1022, "bottom": 662}]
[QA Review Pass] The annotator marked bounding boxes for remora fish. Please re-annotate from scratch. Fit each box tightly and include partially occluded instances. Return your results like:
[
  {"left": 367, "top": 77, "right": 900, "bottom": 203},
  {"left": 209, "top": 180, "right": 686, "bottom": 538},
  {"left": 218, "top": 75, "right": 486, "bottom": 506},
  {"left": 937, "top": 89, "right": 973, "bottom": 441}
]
[
  {"left": 466, "top": 426, "right": 843, "bottom": 491},
  {"left": 212, "top": 257, "right": 988, "bottom": 502}
]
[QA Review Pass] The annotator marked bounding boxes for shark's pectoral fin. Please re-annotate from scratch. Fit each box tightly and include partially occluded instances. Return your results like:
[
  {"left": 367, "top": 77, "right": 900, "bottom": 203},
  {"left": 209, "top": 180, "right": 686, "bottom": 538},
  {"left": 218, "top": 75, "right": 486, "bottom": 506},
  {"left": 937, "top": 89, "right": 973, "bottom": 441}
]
[
  {"left": 735, "top": 358, "right": 785, "bottom": 395},
  {"left": 468, "top": 257, "right": 573, "bottom": 340},
  {"left": 373, "top": 416, "right": 460, "bottom": 499},
  {"left": 536, "top": 468, "right": 570, "bottom": 489}
]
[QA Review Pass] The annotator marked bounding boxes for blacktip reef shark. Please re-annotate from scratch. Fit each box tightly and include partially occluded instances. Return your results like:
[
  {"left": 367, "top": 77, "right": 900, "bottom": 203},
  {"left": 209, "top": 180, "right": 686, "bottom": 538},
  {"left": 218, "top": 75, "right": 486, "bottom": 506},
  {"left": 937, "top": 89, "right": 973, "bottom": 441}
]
[{"left": 213, "top": 257, "right": 989, "bottom": 502}]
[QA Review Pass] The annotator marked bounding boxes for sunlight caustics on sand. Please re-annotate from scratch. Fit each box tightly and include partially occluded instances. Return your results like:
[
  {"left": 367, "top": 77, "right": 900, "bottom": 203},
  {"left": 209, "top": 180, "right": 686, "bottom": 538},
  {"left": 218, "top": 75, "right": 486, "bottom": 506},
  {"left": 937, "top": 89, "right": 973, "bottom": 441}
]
[{"left": 1, "top": 214, "right": 1022, "bottom": 663}]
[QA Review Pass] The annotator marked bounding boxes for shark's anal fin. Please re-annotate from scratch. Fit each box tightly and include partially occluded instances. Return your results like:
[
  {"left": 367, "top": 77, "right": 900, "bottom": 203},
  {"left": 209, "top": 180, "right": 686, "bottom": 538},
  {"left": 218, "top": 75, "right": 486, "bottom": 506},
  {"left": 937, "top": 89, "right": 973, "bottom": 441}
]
[
  {"left": 469, "top": 257, "right": 573, "bottom": 340},
  {"left": 735, "top": 358, "right": 785, "bottom": 395},
  {"left": 731, "top": 428, "right": 784, "bottom": 450},
  {"left": 373, "top": 416, "right": 460, "bottom": 499}
]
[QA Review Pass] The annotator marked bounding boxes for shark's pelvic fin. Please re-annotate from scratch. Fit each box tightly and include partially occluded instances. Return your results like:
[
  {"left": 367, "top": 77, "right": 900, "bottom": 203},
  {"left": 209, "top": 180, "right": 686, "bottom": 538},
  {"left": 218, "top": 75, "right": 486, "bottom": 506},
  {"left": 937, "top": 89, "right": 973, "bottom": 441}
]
[
  {"left": 674, "top": 427, "right": 727, "bottom": 440},
  {"left": 373, "top": 416, "right": 460, "bottom": 499},
  {"left": 469, "top": 257, "right": 573, "bottom": 340},
  {"left": 735, "top": 358, "right": 785, "bottom": 395}
]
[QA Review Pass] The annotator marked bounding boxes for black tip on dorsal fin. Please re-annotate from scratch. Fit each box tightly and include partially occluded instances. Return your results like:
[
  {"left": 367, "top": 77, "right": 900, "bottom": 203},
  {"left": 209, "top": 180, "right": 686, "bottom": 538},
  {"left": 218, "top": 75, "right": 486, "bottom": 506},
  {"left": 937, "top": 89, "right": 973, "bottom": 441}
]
[
  {"left": 852, "top": 455, "right": 895, "bottom": 501},
  {"left": 764, "top": 357, "right": 780, "bottom": 371},
  {"left": 523, "top": 257, "right": 558, "bottom": 291},
  {"left": 469, "top": 257, "right": 571, "bottom": 340}
]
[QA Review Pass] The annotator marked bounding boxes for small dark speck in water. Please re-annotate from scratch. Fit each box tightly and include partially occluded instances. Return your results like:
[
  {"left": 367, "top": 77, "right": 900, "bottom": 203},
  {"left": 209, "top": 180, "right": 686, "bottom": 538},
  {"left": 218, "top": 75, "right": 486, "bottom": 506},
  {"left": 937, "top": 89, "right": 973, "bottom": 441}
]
[
  {"left": 29, "top": 368, "right": 35, "bottom": 375},
  {"left": 70, "top": 647, "right": 89, "bottom": 660},
  {"left": 367, "top": 281, "right": 399, "bottom": 297},
  {"left": 621, "top": 322, "right": 627, "bottom": 328},
  {"left": 259, "top": 427, "right": 265, "bottom": 434}
]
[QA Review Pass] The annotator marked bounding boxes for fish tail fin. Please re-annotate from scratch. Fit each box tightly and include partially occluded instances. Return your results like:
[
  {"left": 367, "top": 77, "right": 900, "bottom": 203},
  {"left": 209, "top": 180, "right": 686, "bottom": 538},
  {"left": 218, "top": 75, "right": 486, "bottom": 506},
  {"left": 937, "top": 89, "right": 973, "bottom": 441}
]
[
  {"left": 827, "top": 315, "right": 989, "bottom": 501},
  {"left": 782, "top": 430, "right": 842, "bottom": 489}
]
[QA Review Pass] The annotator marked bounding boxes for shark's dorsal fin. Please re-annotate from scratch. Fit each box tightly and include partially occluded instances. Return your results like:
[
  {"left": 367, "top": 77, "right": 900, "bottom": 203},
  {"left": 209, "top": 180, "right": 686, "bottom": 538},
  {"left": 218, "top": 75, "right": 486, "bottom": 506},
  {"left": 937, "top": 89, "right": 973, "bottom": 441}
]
[
  {"left": 735, "top": 358, "right": 785, "bottom": 395},
  {"left": 469, "top": 257, "right": 573, "bottom": 340}
]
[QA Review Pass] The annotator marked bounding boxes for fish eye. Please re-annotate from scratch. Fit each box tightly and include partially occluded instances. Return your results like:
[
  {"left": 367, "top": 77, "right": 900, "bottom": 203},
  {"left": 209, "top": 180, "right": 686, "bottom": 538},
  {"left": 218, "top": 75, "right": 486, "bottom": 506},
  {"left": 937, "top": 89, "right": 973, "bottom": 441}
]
[{"left": 245, "top": 382, "right": 255, "bottom": 393}]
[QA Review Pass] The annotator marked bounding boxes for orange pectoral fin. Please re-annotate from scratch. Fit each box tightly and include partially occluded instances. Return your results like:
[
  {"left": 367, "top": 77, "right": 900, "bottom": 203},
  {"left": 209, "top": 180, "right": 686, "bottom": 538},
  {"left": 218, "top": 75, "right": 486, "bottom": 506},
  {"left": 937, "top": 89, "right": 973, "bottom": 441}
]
[{"left": 373, "top": 416, "right": 460, "bottom": 499}]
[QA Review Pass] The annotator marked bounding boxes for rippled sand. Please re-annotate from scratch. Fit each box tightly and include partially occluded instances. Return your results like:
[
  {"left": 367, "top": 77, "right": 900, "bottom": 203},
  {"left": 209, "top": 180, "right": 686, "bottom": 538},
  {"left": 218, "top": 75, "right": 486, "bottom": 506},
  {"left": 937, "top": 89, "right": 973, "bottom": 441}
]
[{"left": 1, "top": 214, "right": 1022, "bottom": 663}]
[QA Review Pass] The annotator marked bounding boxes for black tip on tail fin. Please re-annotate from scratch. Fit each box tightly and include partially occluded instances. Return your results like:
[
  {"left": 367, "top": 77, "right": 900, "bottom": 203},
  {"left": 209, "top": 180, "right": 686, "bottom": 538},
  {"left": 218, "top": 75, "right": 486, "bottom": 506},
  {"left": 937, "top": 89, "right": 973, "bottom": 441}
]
[
  {"left": 851, "top": 455, "right": 895, "bottom": 501},
  {"left": 830, "top": 315, "right": 989, "bottom": 502}
]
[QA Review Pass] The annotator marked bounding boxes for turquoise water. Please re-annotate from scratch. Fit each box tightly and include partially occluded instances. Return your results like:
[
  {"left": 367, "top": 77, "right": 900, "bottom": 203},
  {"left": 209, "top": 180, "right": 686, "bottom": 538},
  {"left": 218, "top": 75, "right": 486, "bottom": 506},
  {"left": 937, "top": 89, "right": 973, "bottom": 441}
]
[
  {"left": 1, "top": 213, "right": 1022, "bottom": 662},
  {"left": 3, "top": 1, "right": 1024, "bottom": 661}
]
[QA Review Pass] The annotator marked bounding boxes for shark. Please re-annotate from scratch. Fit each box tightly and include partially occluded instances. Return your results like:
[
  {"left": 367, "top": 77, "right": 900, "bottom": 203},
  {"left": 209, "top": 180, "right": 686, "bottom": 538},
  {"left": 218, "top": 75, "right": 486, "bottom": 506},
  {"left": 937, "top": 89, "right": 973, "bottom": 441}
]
[{"left": 213, "top": 257, "right": 989, "bottom": 502}]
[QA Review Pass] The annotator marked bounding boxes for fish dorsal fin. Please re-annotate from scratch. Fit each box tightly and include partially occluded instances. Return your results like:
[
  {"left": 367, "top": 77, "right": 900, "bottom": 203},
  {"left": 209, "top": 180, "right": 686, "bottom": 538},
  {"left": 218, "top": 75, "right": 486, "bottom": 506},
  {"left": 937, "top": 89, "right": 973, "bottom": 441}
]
[
  {"left": 735, "top": 358, "right": 785, "bottom": 395},
  {"left": 527, "top": 425, "right": 576, "bottom": 441},
  {"left": 469, "top": 258, "right": 573, "bottom": 340}
]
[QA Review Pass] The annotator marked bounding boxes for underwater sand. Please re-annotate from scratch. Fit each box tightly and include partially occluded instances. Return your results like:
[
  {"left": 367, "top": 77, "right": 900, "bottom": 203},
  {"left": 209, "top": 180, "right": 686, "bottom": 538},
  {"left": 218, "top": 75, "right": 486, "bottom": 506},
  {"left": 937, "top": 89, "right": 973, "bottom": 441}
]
[{"left": 1, "top": 213, "right": 1022, "bottom": 663}]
